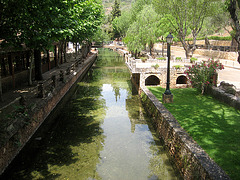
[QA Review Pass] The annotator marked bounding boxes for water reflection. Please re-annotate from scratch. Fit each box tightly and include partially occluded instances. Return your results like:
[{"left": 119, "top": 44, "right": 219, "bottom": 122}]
[{"left": 1, "top": 48, "right": 179, "bottom": 180}]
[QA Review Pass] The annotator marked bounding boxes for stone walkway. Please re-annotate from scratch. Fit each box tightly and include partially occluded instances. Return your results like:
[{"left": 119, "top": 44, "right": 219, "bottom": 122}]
[{"left": 0, "top": 52, "right": 90, "bottom": 112}]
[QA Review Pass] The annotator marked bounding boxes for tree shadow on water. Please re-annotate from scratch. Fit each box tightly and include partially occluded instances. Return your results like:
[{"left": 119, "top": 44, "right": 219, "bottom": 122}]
[{"left": 1, "top": 84, "right": 107, "bottom": 180}]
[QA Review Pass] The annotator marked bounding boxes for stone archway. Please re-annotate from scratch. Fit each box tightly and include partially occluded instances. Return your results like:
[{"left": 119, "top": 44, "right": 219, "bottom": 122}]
[
  {"left": 145, "top": 75, "right": 160, "bottom": 86},
  {"left": 176, "top": 75, "right": 188, "bottom": 84}
]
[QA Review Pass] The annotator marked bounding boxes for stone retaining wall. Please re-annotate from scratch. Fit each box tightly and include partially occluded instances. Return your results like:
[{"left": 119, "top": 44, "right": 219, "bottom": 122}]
[
  {"left": 207, "top": 86, "right": 240, "bottom": 110},
  {"left": 140, "top": 86, "right": 230, "bottom": 180},
  {"left": 194, "top": 49, "right": 237, "bottom": 61},
  {"left": 0, "top": 53, "right": 97, "bottom": 175}
]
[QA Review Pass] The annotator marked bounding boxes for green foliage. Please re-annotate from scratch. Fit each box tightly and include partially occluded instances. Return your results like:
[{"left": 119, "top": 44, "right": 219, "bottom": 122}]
[
  {"left": 111, "top": 0, "right": 121, "bottom": 22},
  {"left": 151, "top": 64, "right": 159, "bottom": 69},
  {"left": 173, "top": 65, "right": 183, "bottom": 69},
  {"left": 92, "top": 26, "right": 111, "bottom": 42},
  {"left": 157, "top": 57, "right": 166, "bottom": 60},
  {"left": 112, "top": 10, "right": 132, "bottom": 37},
  {"left": 124, "top": 4, "right": 161, "bottom": 55},
  {"left": 0, "top": 0, "right": 103, "bottom": 50},
  {"left": 153, "top": 0, "right": 223, "bottom": 57},
  {"left": 140, "top": 57, "right": 148, "bottom": 62},
  {"left": 148, "top": 87, "right": 240, "bottom": 180},
  {"left": 175, "top": 57, "right": 182, "bottom": 61},
  {"left": 190, "top": 57, "right": 198, "bottom": 63},
  {"left": 186, "top": 36, "right": 232, "bottom": 41},
  {"left": 185, "top": 59, "right": 224, "bottom": 94}
]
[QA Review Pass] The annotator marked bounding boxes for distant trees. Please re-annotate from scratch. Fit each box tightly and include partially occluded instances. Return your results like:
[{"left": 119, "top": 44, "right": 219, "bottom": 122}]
[
  {"left": 112, "top": 10, "right": 132, "bottom": 38},
  {"left": 111, "top": 0, "right": 223, "bottom": 58},
  {"left": 111, "top": 0, "right": 122, "bottom": 39},
  {"left": 111, "top": 0, "right": 121, "bottom": 22}
]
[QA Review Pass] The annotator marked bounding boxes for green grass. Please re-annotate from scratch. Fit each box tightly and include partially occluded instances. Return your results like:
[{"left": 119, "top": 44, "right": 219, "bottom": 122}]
[{"left": 148, "top": 87, "right": 240, "bottom": 180}]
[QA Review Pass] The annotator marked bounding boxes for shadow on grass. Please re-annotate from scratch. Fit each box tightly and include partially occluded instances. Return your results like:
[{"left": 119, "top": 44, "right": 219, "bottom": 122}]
[
  {"left": 148, "top": 87, "right": 240, "bottom": 180},
  {"left": 1, "top": 84, "right": 107, "bottom": 180}
]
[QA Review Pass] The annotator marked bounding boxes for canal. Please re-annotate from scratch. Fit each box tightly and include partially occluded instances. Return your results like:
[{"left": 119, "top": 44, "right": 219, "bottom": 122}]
[{"left": 1, "top": 48, "right": 180, "bottom": 180}]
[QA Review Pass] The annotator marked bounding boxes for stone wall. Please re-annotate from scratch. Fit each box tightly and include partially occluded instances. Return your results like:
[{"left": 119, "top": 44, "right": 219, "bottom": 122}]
[
  {"left": 0, "top": 53, "right": 97, "bottom": 175},
  {"left": 194, "top": 49, "right": 238, "bottom": 61},
  {"left": 140, "top": 86, "right": 230, "bottom": 180},
  {"left": 207, "top": 86, "right": 240, "bottom": 110}
]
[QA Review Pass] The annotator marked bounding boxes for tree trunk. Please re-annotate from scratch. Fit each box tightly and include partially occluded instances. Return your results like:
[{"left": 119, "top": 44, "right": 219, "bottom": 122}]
[
  {"left": 58, "top": 43, "right": 63, "bottom": 64},
  {"left": 205, "top": 36, "right": 210, "bottom": 49},
  {"left": 28, "top": 50, "right": 34, "bottom": 85},
  {"left": 228, "top": 0, "right": 240, "bottom": 63},
  {"left": 149, "top": 43, "right": 153, "bottom": 56},
  {"left": 1, "top": 57, "right": 7, "bottom": 76},
  {"left": 34, "top": 49, "right": 43, "bottom": 80},
  {"left": 47, "top": 50, "right": 50, "bottom": 71},
  {"left": 63, "top": 40, "right": 67, "bottom": 63},
  {"left": 8, "top": 53, "right": 13, "bottom": 75},
  {"left": 162, "top": 40, "right": 165, "bottom": 57},
  {"left": 0, "top": 66, "right": 3, "bottom": 102},
  {"left": 238, "top": 45, "right": 240, "bottom": 63},
  {"left": 75, "top": 43, "right": 78, "bottom": 56}
]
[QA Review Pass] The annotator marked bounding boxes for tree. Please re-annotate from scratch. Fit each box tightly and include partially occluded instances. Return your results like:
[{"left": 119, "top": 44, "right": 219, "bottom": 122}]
[
  {"left": 124, "top": 22, "right": 144, "bottom": 57},
  {"left": 153, "top": 0, "right": 220, "bottom": 58},
  {"left": 111, "top": 0, "right": 121, "bottom": 22},
  {"left": 124, "top": 5, "right": 161, "bottom": 56},
  {"left": 110, "top": 0, "right": 121, "bottom": 38},
  {"left": 112, "top": 10, "right": 132, "bottom": 38},
  {"left": 0, "top": 0, "right": 103, "bottom": 80},
  {"left": 226, "top": 0, "right": 240, "bottom": 63},
  {"left": 199, "top": 3, "right": 230, "bottom": 38}
]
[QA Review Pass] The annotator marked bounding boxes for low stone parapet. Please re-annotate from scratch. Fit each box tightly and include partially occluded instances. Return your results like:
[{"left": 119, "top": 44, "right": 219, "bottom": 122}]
[
  {"left": 207, "top": 85, "right": 240, "bottom": 110},
  {"left": 140, "top": 86, "right": 230, "bottom": 180},
  {"left": 0, "top": 52, "right": 97, "bottom": 175}
]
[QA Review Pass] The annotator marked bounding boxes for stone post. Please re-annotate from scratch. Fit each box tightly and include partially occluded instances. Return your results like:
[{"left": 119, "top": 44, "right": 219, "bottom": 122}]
[
  {"left": 59, "top": 70, "right": 65, "bottom": 82},
  {"left": 37, "top": 83, "right": 44, "bottom": 98},
  {"left": 51, "top": 75, "right": 56, "bottom": 87}
]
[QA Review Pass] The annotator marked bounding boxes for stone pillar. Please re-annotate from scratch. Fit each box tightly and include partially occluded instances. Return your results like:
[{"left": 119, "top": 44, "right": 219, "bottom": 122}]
[
  {"left": 59, "top": 70, "right": 65, "bottom": 82},
  {"left": 37, "top": 83, "right": 44, "bottom": 98},
  {"left": 51, "top": 75, "right": 56, "bottom": 87},
  {"left": 162, "top": 93, "right": 173, "bottom": 103}
]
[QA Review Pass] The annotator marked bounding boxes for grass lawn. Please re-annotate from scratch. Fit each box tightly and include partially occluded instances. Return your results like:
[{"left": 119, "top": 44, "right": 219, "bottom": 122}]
[{"left": 148, "top": 87, "right": 240, "bottom": 180}]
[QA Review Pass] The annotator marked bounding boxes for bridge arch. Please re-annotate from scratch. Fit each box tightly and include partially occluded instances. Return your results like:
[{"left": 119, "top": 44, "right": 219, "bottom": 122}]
[
  {"left": 145, "top": 75, "right": 160, "bottom": 86},
  {"left": 176, "top": 75, "right": 188, "bottom": 84}
]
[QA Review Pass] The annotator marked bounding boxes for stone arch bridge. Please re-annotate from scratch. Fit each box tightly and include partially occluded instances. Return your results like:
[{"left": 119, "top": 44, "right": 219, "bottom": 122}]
[{"left": 125, "top": 56, "right": 191, "bottom": 90}]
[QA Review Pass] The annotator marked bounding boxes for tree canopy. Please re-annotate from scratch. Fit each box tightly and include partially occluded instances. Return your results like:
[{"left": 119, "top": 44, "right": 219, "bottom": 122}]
[
  {"left": 124, "top": 4, "right": 161, "bottom": 56},
  {"left": 152, "top": 0, "right": 222, "bottom": 58},
  {"left": 0, "top": 0, "right": 103, "bottom": 50}
]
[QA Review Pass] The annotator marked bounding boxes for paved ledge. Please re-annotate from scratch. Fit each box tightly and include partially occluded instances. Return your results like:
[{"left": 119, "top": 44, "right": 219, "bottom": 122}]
[{"left": 140, "top": 86, "right": 230, "bottom": 180}]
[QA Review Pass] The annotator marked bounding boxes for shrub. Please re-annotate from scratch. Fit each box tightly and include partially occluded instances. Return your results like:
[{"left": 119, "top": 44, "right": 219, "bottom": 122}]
[
  {"left": 157, "top": 57, "right": 166, "bottom": 60},
  {"left": 190, "top": 57, "right": 198, "bottom": 63},
  {"left": 175, "top": 57, "right": 182, "bottom": 61},
  {"left": 173, "top": 65, "right": 183, "bottom": 69},
  {"left": 208, "top": 36, "right": 232, "bottom": 41},
  {"left": 185, "top": 59, "right": 224, "bottom": 94},
  {"left": 140, "top": 57, "right": 147, "bottom": 62},
  {"left": 151, "top": 64, "right": 159, "bottom": 69}
]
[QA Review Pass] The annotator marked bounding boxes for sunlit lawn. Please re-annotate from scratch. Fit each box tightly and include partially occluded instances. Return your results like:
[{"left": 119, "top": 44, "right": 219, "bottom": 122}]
[{"left": 148, "top": 87, "right": 240, "bottom": 180}]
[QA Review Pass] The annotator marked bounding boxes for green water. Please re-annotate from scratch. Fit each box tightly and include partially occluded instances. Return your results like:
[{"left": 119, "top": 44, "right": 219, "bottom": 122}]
[{"left": 2, "top": 49, "right": 180, "bottom": 180}]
